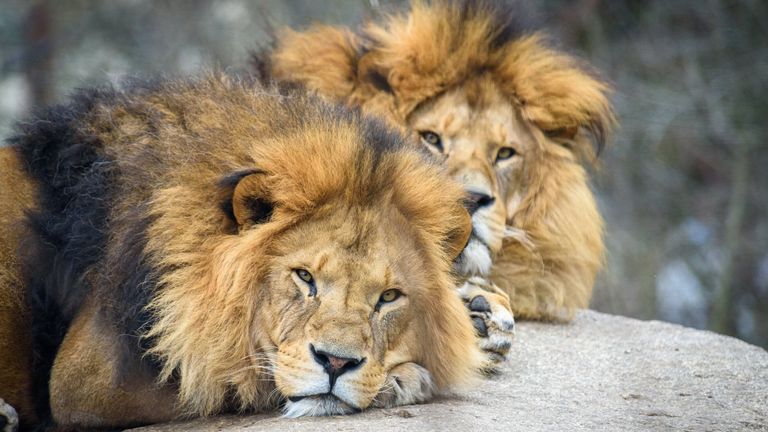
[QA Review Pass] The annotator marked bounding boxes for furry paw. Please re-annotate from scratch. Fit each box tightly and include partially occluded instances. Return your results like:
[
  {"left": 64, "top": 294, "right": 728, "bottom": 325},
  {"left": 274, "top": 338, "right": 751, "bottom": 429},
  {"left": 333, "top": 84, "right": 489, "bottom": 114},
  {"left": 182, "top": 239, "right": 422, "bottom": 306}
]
[
  {"left": 458, "top": 276, "right": 515, "bottom": 371},
  {"left": 373, "top": 363, "right": 435, "bottom": 408},
  {"left": 0, "top": 398, "right": 18, "bottom": 432}
]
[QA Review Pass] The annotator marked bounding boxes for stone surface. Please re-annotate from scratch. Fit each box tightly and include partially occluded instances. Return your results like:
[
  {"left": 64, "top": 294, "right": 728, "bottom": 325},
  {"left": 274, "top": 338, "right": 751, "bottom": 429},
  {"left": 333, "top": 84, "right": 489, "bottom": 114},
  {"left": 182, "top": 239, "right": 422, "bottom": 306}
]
[{"left": 132, "top": 311, "right": 768, "bottom": 432}]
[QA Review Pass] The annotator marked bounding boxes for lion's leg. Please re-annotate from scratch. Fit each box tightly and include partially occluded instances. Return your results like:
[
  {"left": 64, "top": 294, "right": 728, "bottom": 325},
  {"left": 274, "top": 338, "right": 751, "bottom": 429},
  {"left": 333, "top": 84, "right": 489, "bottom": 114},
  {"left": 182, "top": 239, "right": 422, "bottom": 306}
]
[
  {"left": 457, "top": 276, "right": 515, "bottom": 371},
  {"left": 0, "top": 277, "right": 35, "bottom": 430},
  {"left": 49, "top": 300, "right": 180, "bottom": 429},
  {"left": 372, "top": 363, "right": 435, "bottom": 409}
]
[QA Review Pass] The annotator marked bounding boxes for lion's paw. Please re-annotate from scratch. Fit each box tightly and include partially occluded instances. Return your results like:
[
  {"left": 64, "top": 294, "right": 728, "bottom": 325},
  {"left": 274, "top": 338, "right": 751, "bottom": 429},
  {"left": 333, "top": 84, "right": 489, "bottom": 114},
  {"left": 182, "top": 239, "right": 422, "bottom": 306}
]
[
  {"left": 373, "top": 363, "right": 435, "bottom": 408},
  {"left": 0, "top": 398, "right": 18, "bottom": 432},
  {"left": 458, "top": 276, "right": 515, "bottom": 371}
]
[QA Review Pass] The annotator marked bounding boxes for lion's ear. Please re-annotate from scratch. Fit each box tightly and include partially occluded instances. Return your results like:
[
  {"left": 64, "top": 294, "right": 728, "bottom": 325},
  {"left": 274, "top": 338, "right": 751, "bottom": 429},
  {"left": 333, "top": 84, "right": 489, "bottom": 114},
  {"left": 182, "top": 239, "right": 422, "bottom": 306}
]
[
  {"left": 544, "top": 125, "right": 579, "bottom": 141},
  {"left": 219, "top": 169, "right": 274, "bottom": 228},
  {"left": 271, "top": 25, "right": 363, "bottom": 100},
  {"left": 444, "top": 206, "right": 473, "bottom": 261},
  {"left": 357, "top": 54, "right": 395, "bottom": 95}
]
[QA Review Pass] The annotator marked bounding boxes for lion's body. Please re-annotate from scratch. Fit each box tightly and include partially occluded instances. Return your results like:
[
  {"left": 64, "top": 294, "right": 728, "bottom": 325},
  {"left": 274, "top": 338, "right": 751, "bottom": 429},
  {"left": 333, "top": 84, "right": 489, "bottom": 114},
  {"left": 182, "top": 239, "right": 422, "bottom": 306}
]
[
  {"left": 0, "top": 74, "right": 480, "bottom": 429},
  {"left": 263, "top": 0, "right": 615, "bottom": 321},
  {"left": 0, "top": 148, "right": 37, "bottom": 428}
]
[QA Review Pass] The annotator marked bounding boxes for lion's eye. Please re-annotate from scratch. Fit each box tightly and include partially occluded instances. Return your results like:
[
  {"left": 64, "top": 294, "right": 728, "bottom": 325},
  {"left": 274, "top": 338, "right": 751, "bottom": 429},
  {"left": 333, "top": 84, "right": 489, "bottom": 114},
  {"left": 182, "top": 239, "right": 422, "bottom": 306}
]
[
  {"left": 296, "top": 269, "right": 313, "bottom": 283},
  {"left": 495, "top": 147, "right": 517, "bottom": 162},
  {"left": 378, "top": 289, "right": 403, "bottom": 304},
  {"left": 293, "top": 268, "right": 316, "bottom": 296},
  {"left": 419, "top": 131, "right": 443, "bottom": 152}
]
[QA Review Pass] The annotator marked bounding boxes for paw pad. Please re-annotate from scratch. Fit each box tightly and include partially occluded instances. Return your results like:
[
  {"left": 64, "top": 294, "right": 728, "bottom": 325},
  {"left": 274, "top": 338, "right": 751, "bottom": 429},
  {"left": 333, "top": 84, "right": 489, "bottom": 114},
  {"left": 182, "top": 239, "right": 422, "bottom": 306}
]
[
  {"left": 468, "top": 295, "right": 491, "bottom": 312},
  {"left": 457, "top": 280, "right": 515, "bottom": 369},
  {"left": 472, "top": 316, "right": 488, "bottom": 337}
]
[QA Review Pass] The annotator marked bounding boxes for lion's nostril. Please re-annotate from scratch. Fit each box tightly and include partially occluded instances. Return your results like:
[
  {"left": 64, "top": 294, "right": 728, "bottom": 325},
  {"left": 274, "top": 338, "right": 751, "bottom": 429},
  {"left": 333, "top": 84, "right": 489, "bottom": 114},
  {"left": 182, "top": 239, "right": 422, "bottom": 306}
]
[
  {"left": 310, "top": 343, "right": 326, "bottom": 366},
  {"left": 477, "top": 194, "right": 495, "bottom": 208},
  {"left": 328, "top": 355, "right": 351, "bottom": 371},
  {"left": 464, "top": 191, "right": 495, "bottom": 215}
]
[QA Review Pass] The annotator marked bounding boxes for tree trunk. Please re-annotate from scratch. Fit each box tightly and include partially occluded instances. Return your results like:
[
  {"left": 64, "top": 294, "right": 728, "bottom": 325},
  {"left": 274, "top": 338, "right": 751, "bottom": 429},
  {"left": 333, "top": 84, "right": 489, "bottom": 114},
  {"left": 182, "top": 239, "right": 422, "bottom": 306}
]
[
  {"left": 23, "top": 2, "right": 54, "bottom": 108},
  {"left": 712, "top": 135, "right": 751, "bottom": 334}
]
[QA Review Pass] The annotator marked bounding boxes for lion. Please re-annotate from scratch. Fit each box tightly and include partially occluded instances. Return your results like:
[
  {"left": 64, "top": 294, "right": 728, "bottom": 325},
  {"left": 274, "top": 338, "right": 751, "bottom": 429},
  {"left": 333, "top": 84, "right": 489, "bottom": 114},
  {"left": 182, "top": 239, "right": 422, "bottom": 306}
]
[
  {"left": 256, "top": 0, "right": 616, "bottom": 361},
  {"left": 0, "top": 73, "right": 481, "bottom": 430}
]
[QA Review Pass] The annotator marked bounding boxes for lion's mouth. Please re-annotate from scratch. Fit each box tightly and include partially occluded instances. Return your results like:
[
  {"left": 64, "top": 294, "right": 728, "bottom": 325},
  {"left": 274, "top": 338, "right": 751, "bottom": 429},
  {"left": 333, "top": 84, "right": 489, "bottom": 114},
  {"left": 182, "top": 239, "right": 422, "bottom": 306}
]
[
  {"left": 283, "top": 393, "right": 361, "bottom": 417},
  {"left": 455, "top": 232, "right": 493, "bottom": 276},
  {"left": 287, "top": 395, "right": 308, "bottom": 403},
  {"left": 287, "top": 393, "right": 360, "bottom": 409}
]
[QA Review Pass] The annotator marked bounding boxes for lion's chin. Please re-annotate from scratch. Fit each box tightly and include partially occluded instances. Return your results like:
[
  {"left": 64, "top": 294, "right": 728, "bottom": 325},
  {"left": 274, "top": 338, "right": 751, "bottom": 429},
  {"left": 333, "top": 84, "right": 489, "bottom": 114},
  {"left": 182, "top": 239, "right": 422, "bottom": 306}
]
[
  {"left": 282, "top": 395, "right": 358, "bottom": 418},
  {"left": 456, "top": 236, "right": 493, "bottom": 276}
]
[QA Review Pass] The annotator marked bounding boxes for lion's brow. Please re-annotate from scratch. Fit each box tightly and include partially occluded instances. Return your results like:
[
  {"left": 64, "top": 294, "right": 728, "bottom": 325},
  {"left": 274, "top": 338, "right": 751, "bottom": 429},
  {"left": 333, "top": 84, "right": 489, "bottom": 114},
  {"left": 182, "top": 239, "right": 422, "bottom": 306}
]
[{"left": 315, "top": 253, "right": 329, "bottom": 273}]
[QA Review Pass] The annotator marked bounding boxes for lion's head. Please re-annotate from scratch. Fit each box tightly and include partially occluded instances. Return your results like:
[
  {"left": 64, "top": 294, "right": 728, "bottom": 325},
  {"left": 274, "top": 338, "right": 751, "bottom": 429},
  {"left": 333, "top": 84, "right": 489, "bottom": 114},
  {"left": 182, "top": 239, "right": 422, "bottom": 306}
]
[
  {"left": 260, "top": 0, "right": 615, "bottom": 319},
  {"left": 226, "top": 152, "right": 480, "bottom": 416}
]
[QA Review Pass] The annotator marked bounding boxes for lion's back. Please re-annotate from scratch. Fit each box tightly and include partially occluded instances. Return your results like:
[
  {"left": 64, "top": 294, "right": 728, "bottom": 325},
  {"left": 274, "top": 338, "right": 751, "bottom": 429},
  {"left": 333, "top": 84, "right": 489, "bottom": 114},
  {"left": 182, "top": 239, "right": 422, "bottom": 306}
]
[{"left": 0, "top": 146, "right": 38, "bottom": 426}]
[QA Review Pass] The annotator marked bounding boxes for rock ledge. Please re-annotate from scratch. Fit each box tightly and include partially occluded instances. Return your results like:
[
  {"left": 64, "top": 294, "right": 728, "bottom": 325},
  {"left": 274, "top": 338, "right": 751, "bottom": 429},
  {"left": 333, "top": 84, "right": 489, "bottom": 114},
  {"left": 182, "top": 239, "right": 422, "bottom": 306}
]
[{"left": 133, "top": 311, "right": 768, "bottom": 432}]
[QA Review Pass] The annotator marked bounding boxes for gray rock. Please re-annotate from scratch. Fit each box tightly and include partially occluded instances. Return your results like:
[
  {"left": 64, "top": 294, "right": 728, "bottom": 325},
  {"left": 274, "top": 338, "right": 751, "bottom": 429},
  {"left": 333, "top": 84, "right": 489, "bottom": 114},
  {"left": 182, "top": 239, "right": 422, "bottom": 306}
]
[
  {"left": 132, "top": 310, "right": 768, "bottom": 432},
  {"left": 0, "top": 398, "right": 19, "bottom": 432}
]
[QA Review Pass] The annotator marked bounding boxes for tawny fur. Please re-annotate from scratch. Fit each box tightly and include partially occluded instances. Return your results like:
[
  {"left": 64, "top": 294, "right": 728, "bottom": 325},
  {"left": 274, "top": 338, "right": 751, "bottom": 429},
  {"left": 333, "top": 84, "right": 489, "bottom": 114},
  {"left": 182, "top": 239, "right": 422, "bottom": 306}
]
[
  {"left": 264, "top": 0, "right": 616, "bottom": 320},
  {"left": 0, "top": 148, "right": 38, "bottom": 428},
  {"left": 0, "top": 73, "right": 481, "bottom": 429}
]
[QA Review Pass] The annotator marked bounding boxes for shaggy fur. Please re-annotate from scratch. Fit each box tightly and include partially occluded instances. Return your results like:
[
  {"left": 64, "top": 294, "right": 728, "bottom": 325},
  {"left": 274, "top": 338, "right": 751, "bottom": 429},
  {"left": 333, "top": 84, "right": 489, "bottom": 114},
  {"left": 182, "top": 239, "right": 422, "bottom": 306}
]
[
  {"left": 260, "top": 0, "right": 616, "bottom": 321},
  {"left": 0, "top": 73, "right": 481, "bottom": 429}
]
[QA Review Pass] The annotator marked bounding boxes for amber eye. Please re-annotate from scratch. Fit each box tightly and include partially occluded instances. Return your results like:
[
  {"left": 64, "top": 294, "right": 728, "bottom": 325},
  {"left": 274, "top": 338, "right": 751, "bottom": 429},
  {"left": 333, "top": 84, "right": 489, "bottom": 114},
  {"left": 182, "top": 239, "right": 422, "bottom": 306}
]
[
  {"left": 295, "top": 268, "right": 314, "bottom": 283},
  {"left": 379, "top": 289, "right": 403, "bottom": 304},
  {"left": 419, "top": 131, "right": 443, "bottom": 152},
  {"left": 495, "top": 147, "right": 517, "bottom": 162},
  {"left": 293, "top": 268, "right": 317, "bottom": 296}
]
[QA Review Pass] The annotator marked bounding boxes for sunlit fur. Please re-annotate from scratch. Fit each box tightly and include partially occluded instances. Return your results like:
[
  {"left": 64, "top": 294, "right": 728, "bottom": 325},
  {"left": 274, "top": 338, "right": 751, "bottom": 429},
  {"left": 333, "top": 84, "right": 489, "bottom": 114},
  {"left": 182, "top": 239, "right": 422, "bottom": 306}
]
[
  {"left": 0, "top": 74, "right": 481, "bottom": 429},
  {"left": 263, "top": 0, "right": 616, "bottom": 320}
]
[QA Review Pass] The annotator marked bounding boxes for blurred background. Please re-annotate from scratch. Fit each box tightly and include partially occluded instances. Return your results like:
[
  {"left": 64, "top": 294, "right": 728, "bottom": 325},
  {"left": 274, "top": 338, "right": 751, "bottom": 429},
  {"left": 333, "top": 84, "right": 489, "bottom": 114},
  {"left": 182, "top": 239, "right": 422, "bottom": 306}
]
[{"left": 0, "top": 0, "right": 765, "bottom": 348}]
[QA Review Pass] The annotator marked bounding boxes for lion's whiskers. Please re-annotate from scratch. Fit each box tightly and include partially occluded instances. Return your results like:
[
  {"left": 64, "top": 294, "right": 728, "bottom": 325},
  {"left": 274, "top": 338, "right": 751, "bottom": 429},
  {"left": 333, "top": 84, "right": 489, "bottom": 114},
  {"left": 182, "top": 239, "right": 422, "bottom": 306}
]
[
  {"left": 266, "top": 386, "right": 285, "bottom": 407},
  {"left": 503, "top": 225, "right": 535, "bottom": 250},
  {"left": 372, "top": 378, "right": 398, "bottom": 406}
]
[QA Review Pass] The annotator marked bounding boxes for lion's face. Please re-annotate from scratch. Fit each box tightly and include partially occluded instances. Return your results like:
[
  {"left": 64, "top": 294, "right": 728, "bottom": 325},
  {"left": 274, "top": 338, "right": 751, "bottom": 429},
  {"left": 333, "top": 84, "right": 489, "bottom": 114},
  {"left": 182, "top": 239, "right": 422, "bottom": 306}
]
[
  {"left": 259, "top": 205, "right": 447, "bottom": 416},
  {"left": 408, "top": 77, "right": 538, "bottom": 276}
]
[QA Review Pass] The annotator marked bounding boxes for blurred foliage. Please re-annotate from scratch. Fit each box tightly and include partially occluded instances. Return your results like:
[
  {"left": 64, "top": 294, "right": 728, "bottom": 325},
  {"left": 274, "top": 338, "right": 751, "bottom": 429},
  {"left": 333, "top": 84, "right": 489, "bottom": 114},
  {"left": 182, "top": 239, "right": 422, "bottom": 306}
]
[
  {"left": 538, "top": 0, "right": 768, "bottom": 347},
  {"left": 0, "top": 0, "right": 766, "bottom": 347}
]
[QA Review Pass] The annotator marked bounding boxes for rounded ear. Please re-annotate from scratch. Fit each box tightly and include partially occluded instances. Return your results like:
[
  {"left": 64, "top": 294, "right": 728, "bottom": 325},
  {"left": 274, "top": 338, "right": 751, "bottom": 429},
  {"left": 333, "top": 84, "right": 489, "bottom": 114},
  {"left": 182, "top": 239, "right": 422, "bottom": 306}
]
[
  {"left": 232, "top": 174, "right": 273, "bottom": 226},
  {"left": 544, "top": 125, "right": 578, "bottom": 141},
  {"left": 444, "top": 206, "right": 473, "bottom": 261},
  {"left": 218, "top": 169, "right": 274, "bottom": 228},
  {"left": 356, "top": 53, "right": 395, "bottom": 95}
]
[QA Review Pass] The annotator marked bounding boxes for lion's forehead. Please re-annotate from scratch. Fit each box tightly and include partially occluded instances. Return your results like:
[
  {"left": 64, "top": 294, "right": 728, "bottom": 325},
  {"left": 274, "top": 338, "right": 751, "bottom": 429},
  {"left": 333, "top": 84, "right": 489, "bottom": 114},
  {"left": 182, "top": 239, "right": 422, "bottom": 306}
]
[
  {"left": 411, "top": 87, "right": 531, "bottom": 156},
  {"left": 294, "top": 208, "right": 423, "bottom": 261}
]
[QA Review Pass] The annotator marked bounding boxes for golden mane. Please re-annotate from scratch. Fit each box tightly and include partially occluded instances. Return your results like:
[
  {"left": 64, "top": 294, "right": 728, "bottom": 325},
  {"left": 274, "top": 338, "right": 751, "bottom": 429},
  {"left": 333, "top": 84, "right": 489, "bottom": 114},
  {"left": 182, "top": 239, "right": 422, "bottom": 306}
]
[
  {"left": 269, "top": 0, "right": 615, "bottom": 161},
  {"left": 263, "top": 0, "right": 618, "bottom": 323}
]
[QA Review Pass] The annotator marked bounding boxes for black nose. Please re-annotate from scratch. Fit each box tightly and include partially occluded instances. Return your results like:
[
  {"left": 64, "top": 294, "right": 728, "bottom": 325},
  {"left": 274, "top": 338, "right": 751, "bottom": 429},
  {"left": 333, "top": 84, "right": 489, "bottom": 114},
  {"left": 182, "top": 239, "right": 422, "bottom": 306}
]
[
  {"left": 464, "top": 191, "right": 496, "bottom": 215},
  {"left": 310, "top": 344, "right": 365, "bottom": 388}
]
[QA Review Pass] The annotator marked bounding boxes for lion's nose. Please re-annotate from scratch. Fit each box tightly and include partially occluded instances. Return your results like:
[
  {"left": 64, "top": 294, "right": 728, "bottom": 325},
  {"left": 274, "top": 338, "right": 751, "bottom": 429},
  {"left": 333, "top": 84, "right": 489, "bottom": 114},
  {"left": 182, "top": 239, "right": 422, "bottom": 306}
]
[
  {"left": 464, "top": 191, "right": 496, "bottom": 215},
  {"left": 310, "top": 344, "right": 365, "bottom": 388}
]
